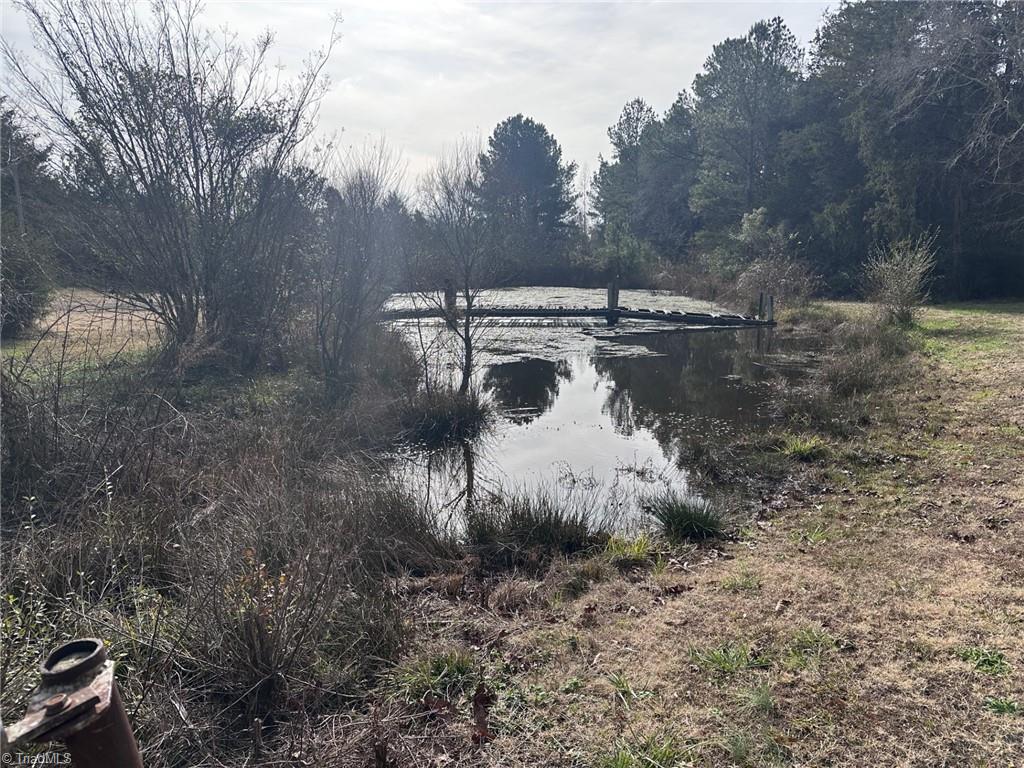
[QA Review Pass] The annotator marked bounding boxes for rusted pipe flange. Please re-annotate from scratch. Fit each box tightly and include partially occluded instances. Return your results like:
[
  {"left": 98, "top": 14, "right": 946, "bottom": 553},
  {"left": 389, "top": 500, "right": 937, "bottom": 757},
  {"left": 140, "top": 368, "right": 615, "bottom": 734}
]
[{"left": 4, "top": 638, "right": 113, "bottom": 746}]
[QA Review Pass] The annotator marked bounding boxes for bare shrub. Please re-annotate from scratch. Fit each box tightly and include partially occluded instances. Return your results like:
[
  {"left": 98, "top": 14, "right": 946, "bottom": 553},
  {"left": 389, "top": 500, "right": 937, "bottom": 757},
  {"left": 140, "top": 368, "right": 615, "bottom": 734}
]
[
  {"left": 734, "top": 254, "right": 820, "bottom": 311},
  {"left": 4, "top": 0, "right": 336, "bottom": 363},
  {"left": 315, "top": 142, "right": 407, "bottom": 403},
  {"left": 184, "top": 475, "right": 404, "bottom": 730},
  {"left": 1, "top": 305, "right": 188, "bottom": 513},
  {"left": 864, "top": 235, "right": 938, "bottom": 326}
]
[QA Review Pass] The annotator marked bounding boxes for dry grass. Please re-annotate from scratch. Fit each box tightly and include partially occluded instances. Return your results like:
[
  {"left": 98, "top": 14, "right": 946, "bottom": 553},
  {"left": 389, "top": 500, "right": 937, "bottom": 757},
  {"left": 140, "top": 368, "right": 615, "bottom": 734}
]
[
  {"left": 352, "top": 302, "right": 1024, "bottom": 767},
  {"left": 2, "top": 288, "right": 162, "bottom": 362},
  {"left": 3, "top": 298, "right": 1022, "bottom": 766}
]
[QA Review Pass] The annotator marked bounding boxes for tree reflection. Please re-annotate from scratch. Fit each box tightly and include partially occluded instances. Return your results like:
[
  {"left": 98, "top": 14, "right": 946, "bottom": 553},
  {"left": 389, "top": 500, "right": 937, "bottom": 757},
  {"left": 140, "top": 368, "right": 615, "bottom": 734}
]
[
  {"left": 594, "top": 330, "right": 769, "bottom": 459},
  {"left": 482, "top": 357, "right": 573, "bottom": 423}
]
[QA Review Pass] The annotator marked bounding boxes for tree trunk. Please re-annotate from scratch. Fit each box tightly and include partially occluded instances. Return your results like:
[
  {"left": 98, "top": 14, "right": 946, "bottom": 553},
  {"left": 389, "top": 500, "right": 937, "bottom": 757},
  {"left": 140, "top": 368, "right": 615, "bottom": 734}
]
[
  {"left": 10, "top": 159, "right": 26, "bottom": 236},
  {"left": 951, "top": 177, "right": 964, "bottom": 298},
  {"left": 459, "top": 310, "right": 472, "bottom": 395}
]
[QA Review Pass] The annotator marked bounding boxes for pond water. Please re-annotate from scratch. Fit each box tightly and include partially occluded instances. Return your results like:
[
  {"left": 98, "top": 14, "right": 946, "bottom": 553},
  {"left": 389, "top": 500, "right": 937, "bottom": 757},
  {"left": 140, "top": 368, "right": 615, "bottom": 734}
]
[{"left": 391, "top": 287, "right": 812, "bottom": 527}]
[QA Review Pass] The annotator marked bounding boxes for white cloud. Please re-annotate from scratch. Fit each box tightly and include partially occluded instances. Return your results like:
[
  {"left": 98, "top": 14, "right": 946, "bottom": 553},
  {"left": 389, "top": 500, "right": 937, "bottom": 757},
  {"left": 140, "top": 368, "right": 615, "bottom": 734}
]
[{"left": 2, "top": 0, "right": 831, "bottom": 181}]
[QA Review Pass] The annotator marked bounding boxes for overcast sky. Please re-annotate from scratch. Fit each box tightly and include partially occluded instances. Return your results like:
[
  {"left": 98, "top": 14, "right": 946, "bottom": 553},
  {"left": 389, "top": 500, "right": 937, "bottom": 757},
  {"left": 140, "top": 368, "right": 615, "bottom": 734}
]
[{"left": 2, "top": 1, "right": 833, "bottom": 182}]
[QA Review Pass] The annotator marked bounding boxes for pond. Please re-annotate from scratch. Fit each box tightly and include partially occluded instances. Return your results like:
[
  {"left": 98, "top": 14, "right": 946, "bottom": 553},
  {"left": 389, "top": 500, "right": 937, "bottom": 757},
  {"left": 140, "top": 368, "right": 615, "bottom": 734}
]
[{"left": 391, "top": 287, "right": 811, "bottom": 528}]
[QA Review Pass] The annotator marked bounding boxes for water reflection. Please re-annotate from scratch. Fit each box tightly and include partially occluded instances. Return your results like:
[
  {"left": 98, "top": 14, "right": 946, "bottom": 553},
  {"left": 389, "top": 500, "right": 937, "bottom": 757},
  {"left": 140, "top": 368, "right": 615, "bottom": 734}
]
[
  {"left": 482, "top": 358, "right": 573, "bottom": 423},
  {"left": 401, "top": 325, "right": 799, "bottom": 527}
]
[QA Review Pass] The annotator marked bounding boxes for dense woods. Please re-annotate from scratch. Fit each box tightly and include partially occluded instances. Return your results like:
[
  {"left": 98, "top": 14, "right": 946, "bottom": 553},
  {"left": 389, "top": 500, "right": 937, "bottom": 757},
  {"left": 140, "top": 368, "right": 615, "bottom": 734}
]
[{"left": 592, "top": 3, "right": 1024, "bottom": 299}]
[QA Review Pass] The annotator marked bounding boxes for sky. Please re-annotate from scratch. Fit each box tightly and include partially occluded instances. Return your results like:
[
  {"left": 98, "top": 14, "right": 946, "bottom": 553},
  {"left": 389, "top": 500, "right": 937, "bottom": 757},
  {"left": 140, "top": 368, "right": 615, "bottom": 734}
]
[{"left": 2, "top": 0, "right": 833, "bottom": 183}]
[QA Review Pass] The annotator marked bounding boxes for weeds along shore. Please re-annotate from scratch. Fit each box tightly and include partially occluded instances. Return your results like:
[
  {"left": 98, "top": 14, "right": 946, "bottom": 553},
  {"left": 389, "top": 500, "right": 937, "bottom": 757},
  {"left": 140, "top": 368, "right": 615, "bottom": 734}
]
[{"left": 0, "top": 289, "right": 931, "bottom": 765}]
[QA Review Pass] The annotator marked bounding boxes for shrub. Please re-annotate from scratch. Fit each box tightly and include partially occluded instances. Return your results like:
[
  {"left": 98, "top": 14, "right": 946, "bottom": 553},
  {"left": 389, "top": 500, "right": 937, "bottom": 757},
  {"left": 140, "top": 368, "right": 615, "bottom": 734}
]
[
  {"left": 402, "top": 387, "right": 491, "bottom": 446},
  {"left": 735, "top": 254, "right": 820, "bottom": 312},
  {"left": 643, "top": 489, "right": 724, "bottom": 542},
  {"left": 182, "top": 470, "right": 434, "bottom": 728},
  {"left": 467, "top": 489, "right": 600, "bottom": 570},
  {"left": 864, "top": 235, "right": 937, "bottom": 326}
]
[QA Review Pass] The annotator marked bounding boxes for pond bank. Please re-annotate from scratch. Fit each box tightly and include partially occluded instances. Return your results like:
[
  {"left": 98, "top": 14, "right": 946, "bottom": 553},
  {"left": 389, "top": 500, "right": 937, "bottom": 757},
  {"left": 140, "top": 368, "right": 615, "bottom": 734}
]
[
  {"left": 3, "top": 298, "right": 1020, "bottom": 766},
  {"left": 363, "top": 301, "right": 1024, "bottom": 767}
]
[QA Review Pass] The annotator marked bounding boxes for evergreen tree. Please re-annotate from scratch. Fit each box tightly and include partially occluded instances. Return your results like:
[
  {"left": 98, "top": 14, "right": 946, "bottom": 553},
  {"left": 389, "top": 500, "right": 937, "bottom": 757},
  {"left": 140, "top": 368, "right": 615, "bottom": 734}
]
[
  {"left": 691, "top": 18, "right": 803, "bottom": 232},
  {"left": 476, "top": 114, "right": 578, "bottom": 282}
]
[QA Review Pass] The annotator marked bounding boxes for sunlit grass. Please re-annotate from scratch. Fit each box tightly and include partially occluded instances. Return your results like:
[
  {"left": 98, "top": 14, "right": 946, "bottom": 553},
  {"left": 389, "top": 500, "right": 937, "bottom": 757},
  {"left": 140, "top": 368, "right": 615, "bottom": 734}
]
[{"left": 643, "top": 489, "right": 724, "bottom": 542}]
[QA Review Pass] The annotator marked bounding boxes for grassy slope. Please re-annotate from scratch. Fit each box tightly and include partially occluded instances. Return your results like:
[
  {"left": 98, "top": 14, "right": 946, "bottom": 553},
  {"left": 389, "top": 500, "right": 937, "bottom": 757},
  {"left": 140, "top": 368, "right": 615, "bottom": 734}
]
[{"left": 373, "top": 303, "right": 1023, "bottom": 767}]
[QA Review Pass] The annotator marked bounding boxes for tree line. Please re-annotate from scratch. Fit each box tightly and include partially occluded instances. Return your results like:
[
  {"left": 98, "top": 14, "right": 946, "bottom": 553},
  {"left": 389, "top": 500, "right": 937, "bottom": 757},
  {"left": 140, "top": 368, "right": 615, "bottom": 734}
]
[
  {"left": 590, "top": 3, "right": 1024, "bottom": 300},
  {"left": 3, "top": 0, "right": 1022, "bottom": 369}
]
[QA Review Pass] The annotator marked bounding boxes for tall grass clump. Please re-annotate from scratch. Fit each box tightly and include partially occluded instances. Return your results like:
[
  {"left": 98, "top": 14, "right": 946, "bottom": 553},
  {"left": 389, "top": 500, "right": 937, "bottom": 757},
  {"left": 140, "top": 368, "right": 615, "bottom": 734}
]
[
  {"left": 401, "top": 387, "right": 491, "bottom": 446},
  {"left": 777, "top": 302, "right": 917, "bottom": 435},
  {"left": 467, "top": 488, "right": 601, "bottom": 570},
  {"left": 814, "top": 317, "right": 915, "bottom": 401},
  {"left": 643, "top": 489, "right": 724, "bottom": 542},
  {"left": 864, "top": 234, "right": 937, "bottom": 326},
  {"left": 392, "top": 648, "right": 478, "bottom": 703}
]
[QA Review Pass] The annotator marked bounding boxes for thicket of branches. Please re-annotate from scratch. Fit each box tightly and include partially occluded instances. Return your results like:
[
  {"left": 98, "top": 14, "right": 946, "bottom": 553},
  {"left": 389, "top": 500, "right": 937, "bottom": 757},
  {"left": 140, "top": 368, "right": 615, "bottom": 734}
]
[{"left": 4, "top": 0, "right": 336, "bottom": 365}]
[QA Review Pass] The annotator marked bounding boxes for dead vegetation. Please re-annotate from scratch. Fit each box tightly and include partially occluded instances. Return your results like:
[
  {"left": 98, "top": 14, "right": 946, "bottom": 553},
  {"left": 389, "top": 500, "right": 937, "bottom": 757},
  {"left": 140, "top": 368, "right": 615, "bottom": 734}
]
[{"left": 3, "top": 291, "right": 1022, "bottom": 765}]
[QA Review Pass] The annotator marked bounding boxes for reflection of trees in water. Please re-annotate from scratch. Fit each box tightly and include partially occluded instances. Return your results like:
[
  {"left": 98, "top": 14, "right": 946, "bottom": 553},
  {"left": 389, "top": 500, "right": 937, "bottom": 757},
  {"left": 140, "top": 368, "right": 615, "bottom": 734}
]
[
  {"left": 483, "top": 358, "right": 573, "bottom": 423},
  {"left": 594, "top": 331, "right": 769, "bottom": 461},
  {"left": 418, "top": 438, "right": 477, "bottom": 527}
]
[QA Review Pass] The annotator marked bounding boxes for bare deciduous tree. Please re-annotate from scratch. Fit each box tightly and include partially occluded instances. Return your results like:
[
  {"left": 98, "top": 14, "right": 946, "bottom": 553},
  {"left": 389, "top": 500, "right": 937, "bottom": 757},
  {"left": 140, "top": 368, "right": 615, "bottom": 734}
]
[
  {"left": 3, "top": 0, "right": 337, "bottom": 364},
  {"left": 315, "top": 141, "right": 406, "bottom": 403},
  {"left": 413, "top": 140, "right": 501, "bottom": 395}
]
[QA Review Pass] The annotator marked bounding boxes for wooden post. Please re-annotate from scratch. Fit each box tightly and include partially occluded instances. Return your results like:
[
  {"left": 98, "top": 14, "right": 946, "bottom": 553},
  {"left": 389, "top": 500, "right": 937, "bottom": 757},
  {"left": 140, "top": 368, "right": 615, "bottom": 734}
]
[
  {"left": 766, "top": 295, "right": 774, "bottom": 323},
  {"left": 606, "top": 278, "right": 620, "bottom": 326},
  {"left": 757, "top": 292, "right": 765, "bottom": 320},
  {"left": 443, "top": 279, "right": 457, "bottom": 330}
]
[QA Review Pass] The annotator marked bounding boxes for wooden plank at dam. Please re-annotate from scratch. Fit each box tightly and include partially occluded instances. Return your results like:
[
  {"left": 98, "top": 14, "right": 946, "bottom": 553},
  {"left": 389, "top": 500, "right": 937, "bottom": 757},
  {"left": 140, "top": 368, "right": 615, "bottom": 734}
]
[{"left": 381, "top": 305, "right": 774, "bottom": 328}]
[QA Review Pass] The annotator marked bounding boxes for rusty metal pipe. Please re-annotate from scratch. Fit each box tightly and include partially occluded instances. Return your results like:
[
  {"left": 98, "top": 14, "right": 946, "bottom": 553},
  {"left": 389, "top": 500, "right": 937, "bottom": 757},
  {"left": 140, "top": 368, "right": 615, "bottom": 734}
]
[
  {"left": 3, "top": 638, "right": 143, "bottom": 767},
  {"left": 64, "top": 684, "right": 142, "bottom": 768}
]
